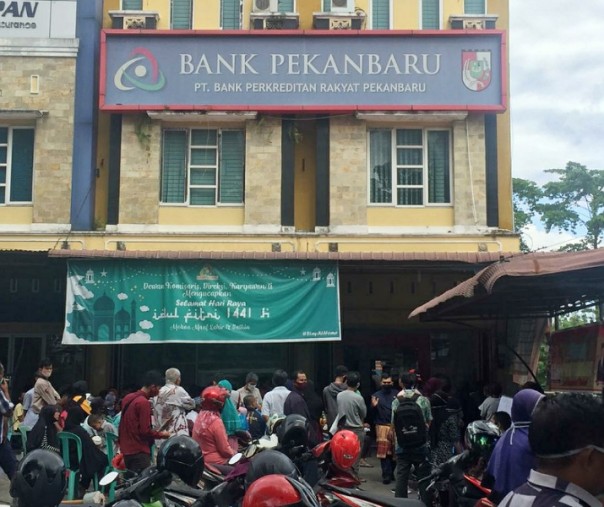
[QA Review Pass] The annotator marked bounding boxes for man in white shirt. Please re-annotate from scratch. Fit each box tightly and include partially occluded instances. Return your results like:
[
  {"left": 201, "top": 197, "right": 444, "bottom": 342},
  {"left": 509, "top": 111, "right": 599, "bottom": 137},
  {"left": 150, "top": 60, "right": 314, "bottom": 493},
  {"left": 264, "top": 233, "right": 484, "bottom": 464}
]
[{"left": 261, "top": 369, "right": 290, "bottom": 422}]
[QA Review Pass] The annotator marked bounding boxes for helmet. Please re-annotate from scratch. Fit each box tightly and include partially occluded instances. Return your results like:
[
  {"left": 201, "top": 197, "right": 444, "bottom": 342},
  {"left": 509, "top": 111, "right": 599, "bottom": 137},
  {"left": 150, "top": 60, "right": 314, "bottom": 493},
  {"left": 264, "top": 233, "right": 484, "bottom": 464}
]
[
  {"left": 330, "top": 430, "right": 360, "bottom": 471},
  {"left": 10, "top": 449, "right": 67, "bottom": 507},
  {"left": 157, "top": 435, "right": 204, "bottom": 487},
  {"left": 112, "top": 502, "right": 144, "bottom": 507},
  {"left": 244, "top": 450, "right": 299, "bottom": 489},
  {"left": 465, "top": 420, "right": 501, "bottom": 458},
  {"left": 201, "top": 386, "right": 229, "bottom": 411},
  {"left": 277, "top": 414, "right": 309, "bottom": 450},
  {"left": 267, "top": 414, "right": 286, "bottom": 435},
  {"left": 243, "top": 475, "right": 319, "bottom": 507}
]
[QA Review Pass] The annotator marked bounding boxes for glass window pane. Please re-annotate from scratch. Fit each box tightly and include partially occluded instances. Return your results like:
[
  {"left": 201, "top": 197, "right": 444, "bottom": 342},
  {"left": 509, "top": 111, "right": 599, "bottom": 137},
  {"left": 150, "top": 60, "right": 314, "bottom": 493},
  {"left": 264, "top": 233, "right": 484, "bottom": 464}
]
[
  {"left": 191, "top": 129, "right": 217, "bottom": 146},
  {"left": 428, "top": 131, "right": 450, "bottom": 203},
  {"left": 369, "top": 130, "right": 392, "bottom": 204},
  {"left": 0, "top": 167, "right": 5, "bottom": 184},
  {"left": 397, "top": 168, "right": 422, "bottom": 186},
  {"left": 161, "top": 130, "right": 187, "bottom": 203},
  {"left": 0, "top": 147, "right": 6, "bottom": 164},
  {"left": 191, "top": 167, "right": 216, "bottom": 185},
  {"left": 219, "top": 130, "right": 244, "bottom": 204},
  {"left": 0, "top": 128, "right": 7, "bottom": 144},
  {"left": 397, "top": 148, "right": 422, "bottom": 165},
  {"left": 190, "top": 188, "right": 215, "bottom": 205},
  {"left": 422, "top": 0, "right": 439, "bottom": 29},
  {"left": 191, "top": 148, "right": 216, "bottom": 166},
  {"left": 10, "top": 128, "right": 34, "bottom": 202},
  {"left": 398, "top": 188, "right": 423, "bottom": 205},
  {"left": 0, "top": 187, "right": 4, "bottom": 204},
  {"left": 396, "top": 129, "right": 422, "bottom": 146}
]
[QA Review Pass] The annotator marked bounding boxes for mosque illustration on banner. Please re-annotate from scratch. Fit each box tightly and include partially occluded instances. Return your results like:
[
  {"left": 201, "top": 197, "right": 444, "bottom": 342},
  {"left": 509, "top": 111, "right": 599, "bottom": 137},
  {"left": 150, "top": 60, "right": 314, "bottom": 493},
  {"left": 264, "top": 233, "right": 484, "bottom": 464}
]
[{"left": 70, "top": 293, "right": 137, "bottom": 342}]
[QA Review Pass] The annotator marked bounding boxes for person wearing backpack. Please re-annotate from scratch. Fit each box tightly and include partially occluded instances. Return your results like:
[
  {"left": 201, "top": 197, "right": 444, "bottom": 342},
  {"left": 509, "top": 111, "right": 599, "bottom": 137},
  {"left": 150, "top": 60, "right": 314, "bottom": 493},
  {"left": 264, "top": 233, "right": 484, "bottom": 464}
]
[{"left": 391, "top": 371, "right": 432, "bottom": 503}]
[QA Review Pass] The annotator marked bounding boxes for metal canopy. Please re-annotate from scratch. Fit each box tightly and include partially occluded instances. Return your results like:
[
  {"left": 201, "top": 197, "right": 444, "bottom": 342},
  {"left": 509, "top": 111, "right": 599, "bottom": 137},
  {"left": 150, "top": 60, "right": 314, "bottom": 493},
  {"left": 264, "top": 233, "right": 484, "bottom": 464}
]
[{"left": 409, "top": 249, "right": 604, "bottom": 321}]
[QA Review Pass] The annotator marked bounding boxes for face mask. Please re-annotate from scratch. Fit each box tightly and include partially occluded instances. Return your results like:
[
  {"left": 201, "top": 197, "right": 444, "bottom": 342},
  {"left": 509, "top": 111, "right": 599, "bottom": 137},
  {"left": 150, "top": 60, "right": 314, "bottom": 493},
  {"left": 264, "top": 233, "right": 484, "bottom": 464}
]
[
  {"left": 536, "top": 444, "right": 604, "bottom": 459},
  {"left": 247, "top": 383, "right": 256, "bottom": 391},
  {"left": 382, "top": 386, "right": 392, "bottom": 393}
]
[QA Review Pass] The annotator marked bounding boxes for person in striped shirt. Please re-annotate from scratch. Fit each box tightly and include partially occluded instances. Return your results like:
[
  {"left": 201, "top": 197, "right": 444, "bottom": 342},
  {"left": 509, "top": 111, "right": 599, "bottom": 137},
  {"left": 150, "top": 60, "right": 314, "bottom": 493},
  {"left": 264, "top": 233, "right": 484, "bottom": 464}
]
[{"left": 499, "top": 393, "right": 604, "bottom": 507}]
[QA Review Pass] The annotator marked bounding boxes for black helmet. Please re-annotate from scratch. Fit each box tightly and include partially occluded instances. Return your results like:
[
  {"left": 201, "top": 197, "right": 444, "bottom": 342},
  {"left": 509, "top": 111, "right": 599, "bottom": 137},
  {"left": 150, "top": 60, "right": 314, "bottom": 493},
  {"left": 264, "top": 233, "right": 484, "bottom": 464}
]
[
  {"left": 157, "top": 435, "right": 204, "bottom": 487},
  {"left": 465, "top": 420, "right": 501, "bottom": 458},
  {"left": 277, "top": 414, "right": 309, "bottom": 450},
  {"left": 10, "top": 449, "right": 66, "bottom": 507},
  {"left": 244, "top": 450, "right": 299, "bottom": 489}
]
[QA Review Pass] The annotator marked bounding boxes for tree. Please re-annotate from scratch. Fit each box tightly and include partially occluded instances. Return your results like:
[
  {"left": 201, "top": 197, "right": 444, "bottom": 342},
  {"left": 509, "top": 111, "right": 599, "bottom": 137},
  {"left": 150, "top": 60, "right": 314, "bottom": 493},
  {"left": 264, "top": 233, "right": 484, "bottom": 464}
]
[
  {"left": 512, "top": 177, "right": 543, "bottom": 252},
  {"left": 536, "top": 162, "right": 604, "bottom": 250}
]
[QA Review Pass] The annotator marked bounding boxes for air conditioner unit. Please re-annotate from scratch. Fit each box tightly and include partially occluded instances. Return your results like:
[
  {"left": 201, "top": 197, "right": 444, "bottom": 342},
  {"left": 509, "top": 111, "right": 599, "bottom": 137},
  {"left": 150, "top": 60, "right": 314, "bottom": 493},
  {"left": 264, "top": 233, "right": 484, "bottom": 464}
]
[
  {"left": 253, "top": 0, "right": 279, "bottom": 13},
  {"left": 331, "top": 0, "right": 355, "bottom": 13}
]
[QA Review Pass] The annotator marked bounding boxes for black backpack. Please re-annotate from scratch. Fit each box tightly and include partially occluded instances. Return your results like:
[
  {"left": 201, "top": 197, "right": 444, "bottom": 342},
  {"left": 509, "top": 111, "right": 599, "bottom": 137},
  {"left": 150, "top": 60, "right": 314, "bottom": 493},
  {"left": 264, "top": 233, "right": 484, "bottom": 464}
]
[{"left": 394, "top": 394, "right": 428, "bottom": 449}]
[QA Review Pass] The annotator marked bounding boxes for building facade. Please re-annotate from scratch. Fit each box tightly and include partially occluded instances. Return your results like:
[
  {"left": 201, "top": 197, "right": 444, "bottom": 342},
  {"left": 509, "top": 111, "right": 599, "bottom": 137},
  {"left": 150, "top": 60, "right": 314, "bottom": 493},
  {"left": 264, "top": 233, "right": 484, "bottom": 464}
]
[{"left": 1, "top": 0, "right": 521, "bottom": 398}]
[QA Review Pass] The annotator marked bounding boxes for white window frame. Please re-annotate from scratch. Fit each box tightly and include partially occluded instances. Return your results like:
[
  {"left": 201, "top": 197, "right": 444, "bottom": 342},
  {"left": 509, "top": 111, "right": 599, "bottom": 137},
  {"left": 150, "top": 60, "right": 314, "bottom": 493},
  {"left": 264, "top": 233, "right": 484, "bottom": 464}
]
[
  {"left": 0, "top": 126, "right": 34, "bottom": 205},
  {"left": 367, "top": 127, "right": 452, "bottom": 208},
  {"left": 160, "top": 127, "right": 245, "bottom": 208}
]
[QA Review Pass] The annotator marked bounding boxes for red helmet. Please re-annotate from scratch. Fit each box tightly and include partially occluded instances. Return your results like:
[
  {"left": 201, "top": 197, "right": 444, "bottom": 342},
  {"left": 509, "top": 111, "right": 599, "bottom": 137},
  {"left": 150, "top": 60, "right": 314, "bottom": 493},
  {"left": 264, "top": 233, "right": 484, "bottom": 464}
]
[
  {"left": 242, "top": 474, "right": 319, "bottom": 507},
  {"left": 201, "top": 386, "right": 228, "bottom": 411},
  {"left": 331, "top": 430, "right": 360, "bottom": 470}
]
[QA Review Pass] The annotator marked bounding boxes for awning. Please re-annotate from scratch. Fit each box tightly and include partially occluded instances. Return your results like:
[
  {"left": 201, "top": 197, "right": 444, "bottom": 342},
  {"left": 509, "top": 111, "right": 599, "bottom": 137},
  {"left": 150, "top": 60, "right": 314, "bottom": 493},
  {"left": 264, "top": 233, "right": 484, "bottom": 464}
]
[{"left": 409, "top": 248, "right": 604, "bottom": 320}]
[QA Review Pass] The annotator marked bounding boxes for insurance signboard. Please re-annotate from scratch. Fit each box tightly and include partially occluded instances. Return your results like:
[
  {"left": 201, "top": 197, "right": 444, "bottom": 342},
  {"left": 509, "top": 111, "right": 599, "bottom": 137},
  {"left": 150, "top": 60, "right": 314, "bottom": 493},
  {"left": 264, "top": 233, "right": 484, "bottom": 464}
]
[
  {"left": 63, "top": 260, "right": 341, "bottom": 344},
  {"left": 0, "top": 0, "right": 76, "bottom": 39},
  {"left": 100, "top": 31, "right": 506, "bottom": 113}
]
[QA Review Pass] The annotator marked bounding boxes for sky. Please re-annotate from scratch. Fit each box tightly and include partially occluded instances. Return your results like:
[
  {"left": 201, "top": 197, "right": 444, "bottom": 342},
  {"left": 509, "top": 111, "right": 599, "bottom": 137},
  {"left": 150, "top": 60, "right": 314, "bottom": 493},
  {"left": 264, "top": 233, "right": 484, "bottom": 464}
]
[
  {"left": 508, "top": 1, "right": 604, "bottom": 249},
  {"left": 509, "top": 1, "right": 604, "bottom": 184}
]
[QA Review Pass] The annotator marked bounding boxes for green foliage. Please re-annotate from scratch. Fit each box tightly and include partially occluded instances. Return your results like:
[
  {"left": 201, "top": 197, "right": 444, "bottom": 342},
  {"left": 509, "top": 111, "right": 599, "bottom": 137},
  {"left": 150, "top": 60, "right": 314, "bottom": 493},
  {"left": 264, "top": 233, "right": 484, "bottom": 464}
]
[
  {"left": 537, "top": 162, "right": 604, "bottom": 250},
  {"left": 513, "top": 177, "right": 543, "bottom": 252}
]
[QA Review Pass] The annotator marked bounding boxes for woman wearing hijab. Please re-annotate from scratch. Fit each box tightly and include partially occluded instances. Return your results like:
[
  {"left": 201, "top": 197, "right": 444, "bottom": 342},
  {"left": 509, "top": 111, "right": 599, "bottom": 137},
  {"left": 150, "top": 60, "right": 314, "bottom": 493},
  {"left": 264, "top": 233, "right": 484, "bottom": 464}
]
[
  {"left": 217, "top": 379, "right": 244, "bottom": 450},
  {"left": 26, "top": 405, "right": 61, "bottom": 454},
  {"left": 483, "top": 387, "right": 545, "bottom": 502},
  {"left": 64, "top": 396, "right": 109, "bottom": 496}
]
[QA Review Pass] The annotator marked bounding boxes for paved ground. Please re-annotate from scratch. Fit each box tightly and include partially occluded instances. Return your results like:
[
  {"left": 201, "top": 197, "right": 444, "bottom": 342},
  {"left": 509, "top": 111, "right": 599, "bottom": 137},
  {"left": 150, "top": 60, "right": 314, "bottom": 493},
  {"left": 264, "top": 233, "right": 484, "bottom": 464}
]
[{"left": 0, "top": 454, "right": 415, "bottom": 505}]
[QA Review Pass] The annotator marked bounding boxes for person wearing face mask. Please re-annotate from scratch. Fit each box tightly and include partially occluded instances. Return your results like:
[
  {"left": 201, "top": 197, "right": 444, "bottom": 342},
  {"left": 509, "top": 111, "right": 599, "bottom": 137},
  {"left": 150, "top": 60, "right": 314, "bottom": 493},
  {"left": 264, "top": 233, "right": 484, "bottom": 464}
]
[
  {"left": 284, "top": 370, "right": 320, "bottom": 447},
  {"left": 370, "top": 373, "right": 397, "bottom": 484},
  {"left": 499, "top": 392, "right": 604, "bottom": 507},
  {"left": 237, "top": 372, "right": 263, "bottom": 409}
]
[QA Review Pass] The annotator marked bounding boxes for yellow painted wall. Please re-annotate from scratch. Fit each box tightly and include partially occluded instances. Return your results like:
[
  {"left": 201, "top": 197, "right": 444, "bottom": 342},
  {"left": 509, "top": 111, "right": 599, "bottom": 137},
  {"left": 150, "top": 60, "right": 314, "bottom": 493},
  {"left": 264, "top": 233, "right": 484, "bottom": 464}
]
[
  {"left": 368, "top": 208, "right": 454, "bottom": 227},
  {"left": 158, "top": 206, "right": 245, "bottom": 225},
  {"left": 197, "top": 0, "right": 220, "bottom": 29},
  {"left": 393, "top": 0, "right": 419, "bottom": 29},
  {"left": 0, "top": 207, "right": 33, "bottom": 224}
]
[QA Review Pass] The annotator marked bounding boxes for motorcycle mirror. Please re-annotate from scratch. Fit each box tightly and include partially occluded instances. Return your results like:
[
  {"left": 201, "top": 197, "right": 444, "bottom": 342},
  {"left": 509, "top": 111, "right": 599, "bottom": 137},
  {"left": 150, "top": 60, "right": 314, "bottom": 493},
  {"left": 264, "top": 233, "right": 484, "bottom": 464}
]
[
  {"left": 99, "top": 471, "right": 119, "bottom": 486},
  {"left": 228, "top": 452, "right": 243, "bottom": 465}
]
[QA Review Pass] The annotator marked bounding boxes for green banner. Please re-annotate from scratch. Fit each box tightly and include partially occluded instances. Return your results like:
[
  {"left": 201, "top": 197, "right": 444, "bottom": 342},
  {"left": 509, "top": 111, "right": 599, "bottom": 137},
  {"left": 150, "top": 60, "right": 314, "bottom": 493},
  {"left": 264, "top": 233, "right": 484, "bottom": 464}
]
[{"left": 62, "top": 260, "right": 341, "bottom": 344}]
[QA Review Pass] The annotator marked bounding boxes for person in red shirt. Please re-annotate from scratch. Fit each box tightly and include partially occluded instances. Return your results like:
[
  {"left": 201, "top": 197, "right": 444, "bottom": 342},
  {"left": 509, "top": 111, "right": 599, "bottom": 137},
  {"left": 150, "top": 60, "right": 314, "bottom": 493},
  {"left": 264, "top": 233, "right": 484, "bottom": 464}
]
[
  {"left": 192, "top": 386, "right": 236, "bottom": 468},
  {"left": 118, "top": 370, "right": 170, "bottom": 473}
]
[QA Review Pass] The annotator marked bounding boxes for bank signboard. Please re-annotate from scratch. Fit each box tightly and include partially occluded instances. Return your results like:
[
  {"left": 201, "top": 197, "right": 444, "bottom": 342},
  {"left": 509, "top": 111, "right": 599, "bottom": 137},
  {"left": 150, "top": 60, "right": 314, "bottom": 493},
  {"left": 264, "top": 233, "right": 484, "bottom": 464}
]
[
  {"left": 0, "top": 0, "right": 76, "bottom": 39},
  {"left": 100, "top": 31, "right": 505, "bottom": 112},
  {"left": 62, "top": 260, "right": 341, "bottom": 344}
]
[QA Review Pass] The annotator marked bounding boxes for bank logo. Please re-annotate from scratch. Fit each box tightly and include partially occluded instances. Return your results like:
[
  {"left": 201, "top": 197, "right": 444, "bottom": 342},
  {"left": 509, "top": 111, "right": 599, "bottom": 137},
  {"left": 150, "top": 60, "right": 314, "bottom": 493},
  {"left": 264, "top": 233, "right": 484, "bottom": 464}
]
[
  {"left": 114, "top": 47, "right": 166, "bottom": 92},
  {"left": 462, "top": 50, "right": 491, "bottom": 92}
]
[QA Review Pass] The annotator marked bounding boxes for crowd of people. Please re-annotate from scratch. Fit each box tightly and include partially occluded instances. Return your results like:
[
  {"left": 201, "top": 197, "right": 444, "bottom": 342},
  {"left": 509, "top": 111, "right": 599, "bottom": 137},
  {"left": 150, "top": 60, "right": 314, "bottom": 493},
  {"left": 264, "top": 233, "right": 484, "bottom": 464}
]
[{"left": 0, "top": 358, "right": 602, "bottom": 506}]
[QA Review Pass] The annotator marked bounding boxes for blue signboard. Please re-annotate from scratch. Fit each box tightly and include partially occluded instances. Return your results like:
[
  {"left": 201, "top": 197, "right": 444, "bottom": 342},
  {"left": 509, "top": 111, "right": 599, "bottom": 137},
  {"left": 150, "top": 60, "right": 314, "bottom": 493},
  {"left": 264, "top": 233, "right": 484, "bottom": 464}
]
[{"left": 101, "top": 31, "right": 505, "bottom": 112}]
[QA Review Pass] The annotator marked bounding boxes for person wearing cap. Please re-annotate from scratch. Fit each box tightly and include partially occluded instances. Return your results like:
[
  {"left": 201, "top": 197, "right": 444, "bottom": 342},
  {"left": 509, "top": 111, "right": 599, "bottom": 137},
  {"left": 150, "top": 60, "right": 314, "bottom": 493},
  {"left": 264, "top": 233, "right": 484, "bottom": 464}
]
[
  {"left": 64, "top": 395, "right": 109, "bottom": 497},
  {"left": 499, "top": 392, "right": 604, "bottom": 507},
  {"left": 237, "top": 372, "right": 263, "bottom": 409}
]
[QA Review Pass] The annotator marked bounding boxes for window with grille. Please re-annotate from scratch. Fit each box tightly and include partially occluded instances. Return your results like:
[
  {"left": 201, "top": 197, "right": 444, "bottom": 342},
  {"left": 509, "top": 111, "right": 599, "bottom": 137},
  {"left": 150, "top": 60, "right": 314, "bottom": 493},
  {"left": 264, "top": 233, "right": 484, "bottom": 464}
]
[
  {"left": 221, "top": 0, "right": 240, "bottom": 29},
  {"left": 161, "top": 128, "right": 245, "bottom": 206},
  {"left": 369, "top": 128, "right": 451, "bottom": 206},
  {"left": 372, "top": 0, "right": 390, "bottom": 29},
  {"left": 421, "top": 0, "right": 440, "bottom": 29},
  {"left": 171, "top": 0, "right": 192, "bottom": 29},
  {"left": 0, "top": 127, "right": 35, "bottom": 205}
]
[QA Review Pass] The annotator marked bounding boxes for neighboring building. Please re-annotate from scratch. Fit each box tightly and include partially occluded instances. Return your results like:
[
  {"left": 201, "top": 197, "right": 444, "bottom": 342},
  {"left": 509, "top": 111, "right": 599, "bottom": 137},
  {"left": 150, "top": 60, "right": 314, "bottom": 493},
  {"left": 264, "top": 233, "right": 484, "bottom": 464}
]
[{"left": 1, "top": 0, "right": 522, "bottom": 396}]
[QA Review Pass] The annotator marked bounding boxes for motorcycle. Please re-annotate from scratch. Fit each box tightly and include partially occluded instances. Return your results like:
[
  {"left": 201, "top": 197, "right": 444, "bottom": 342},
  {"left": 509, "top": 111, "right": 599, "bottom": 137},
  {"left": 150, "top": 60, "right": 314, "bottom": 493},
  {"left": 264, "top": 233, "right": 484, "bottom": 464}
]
[{"left": 420, "top": 451, "right": 494, "bottom": 507}]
